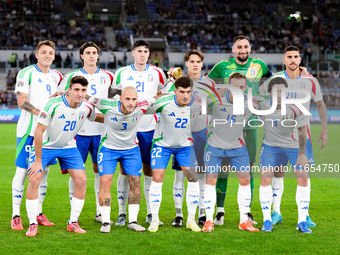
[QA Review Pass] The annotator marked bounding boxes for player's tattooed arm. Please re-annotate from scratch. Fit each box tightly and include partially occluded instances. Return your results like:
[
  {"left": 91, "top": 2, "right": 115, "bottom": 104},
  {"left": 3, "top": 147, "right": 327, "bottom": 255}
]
[
  {"left": 17, "top": 92, "right": 40, "bottom": 116},
  {"left": 296, "top": 126, "right": 310, "bottom": 168},
  {"left": 316, "top": 100, "right": 328, "bottom": 149},
  {"left": 297, "top": 126, "right": 307, "bottom": 155},
  {"left": 127, "top": 175, "right": 141, "bottom": 204},
  {"left": 108, "top": 86, "right": 121, "bottom": 98}
]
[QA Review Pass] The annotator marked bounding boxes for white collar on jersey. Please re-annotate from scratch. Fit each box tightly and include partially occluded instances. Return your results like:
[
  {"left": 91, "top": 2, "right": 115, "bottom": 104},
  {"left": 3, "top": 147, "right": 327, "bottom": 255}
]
[
  {"left": 131, "top": 64, "right": 149, "bottom": 71},
  {"left": 34, "top": 64, "right": 50, "bottom": 73},
  {"left": 62, "top": 94, "right": 83, "bottom": 108},
  {"left": 80, "top": 68, "right": 100, "bottom": 74},
  {"left": 284, "top": 70, "right": 301, "bottom": 79}
]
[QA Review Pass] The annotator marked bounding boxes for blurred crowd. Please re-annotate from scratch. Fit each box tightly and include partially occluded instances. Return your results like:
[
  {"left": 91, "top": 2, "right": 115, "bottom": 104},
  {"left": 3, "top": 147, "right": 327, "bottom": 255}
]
[
  {"left": 0, "top": 0, "right": 107, "bottom": 50},
  {"left": 0, "top": 90, "right": 17, "bottom": 106}
]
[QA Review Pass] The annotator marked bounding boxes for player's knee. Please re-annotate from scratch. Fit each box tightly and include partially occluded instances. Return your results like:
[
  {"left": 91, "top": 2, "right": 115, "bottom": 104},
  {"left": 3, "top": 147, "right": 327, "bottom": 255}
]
[
  {"left": 28, "top": 175, "right": 42, "bottom": 189},
  {"left": 297, "top": 178, "right": 308, "bottom": 187},
  {"left": 239, "top": 178, "right": 250, "bottom": 186},
  {"left": 100, "top": 176, "right": 112, "bottom": 190},
  {"left": 261, "top": 178, "right": 271, "bottom": 187},
  {"left": 74, "top": 175, "right": 87, "bottom": 188}
]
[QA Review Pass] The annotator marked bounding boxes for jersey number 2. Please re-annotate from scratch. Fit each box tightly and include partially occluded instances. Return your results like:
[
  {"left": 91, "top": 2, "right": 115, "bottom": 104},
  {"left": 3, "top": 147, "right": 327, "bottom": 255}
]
[{"left": 136, "top": 81, "right": 144, "bottom": 92}]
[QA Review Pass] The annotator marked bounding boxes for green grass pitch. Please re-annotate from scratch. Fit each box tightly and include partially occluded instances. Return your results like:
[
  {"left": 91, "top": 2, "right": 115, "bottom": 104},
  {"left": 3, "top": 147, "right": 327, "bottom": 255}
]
[{"left": 0, "top": 123, "right": 339, "bottom": 254}]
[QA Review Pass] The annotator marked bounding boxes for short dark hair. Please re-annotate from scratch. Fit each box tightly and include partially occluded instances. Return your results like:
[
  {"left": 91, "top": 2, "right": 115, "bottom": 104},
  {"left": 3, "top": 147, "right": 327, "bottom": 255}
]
[
  {"left": 229, "top": 72, "right": 246, "bottom": 81},
  {"left": 233, "top": 35, "right": 250, "bottom": 44},
  {"left": 79, "top": 42, "right": 99, "bottom": 55},
  {"left": 268, "top": 77, "right": 288, "bottom": 93},
  {"left": 132, "top": 40, "right": 149, "bottom": 50},
  {"left": 175, "top": 76, "right": 193, "bottom": 89},
  {"left": 284, "top": 46, "right": 300, "bottom": 54},
  {"left": 69, "top": 76, "right": 88, "bottom": 89},
  {"left": 184, "top": 49, "right": 204, "bottom": 62},
  {"left": 79, "top": 42, "right": 100, "bottom": 63}
]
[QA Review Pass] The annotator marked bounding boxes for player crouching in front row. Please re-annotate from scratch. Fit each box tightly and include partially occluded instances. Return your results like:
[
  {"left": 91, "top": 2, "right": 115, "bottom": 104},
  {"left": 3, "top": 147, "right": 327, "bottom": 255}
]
[
  {"left": 147, "top": 76, "right": 202, "bottom": 232},
  {"left": 88, "top": 86, "right": 160, "bottom": 233},
  {"left": 25, "top": 76, "right": 103, "bottom": 236}
]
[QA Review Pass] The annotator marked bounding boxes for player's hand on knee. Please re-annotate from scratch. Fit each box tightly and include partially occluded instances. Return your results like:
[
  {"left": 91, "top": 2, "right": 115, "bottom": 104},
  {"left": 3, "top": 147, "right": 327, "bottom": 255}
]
[
  {"left": 296, "top": 154, "right": 310, "bottom": 170},
  {"left": 27, "top": 162, "right": 43, "bottom": 178}
]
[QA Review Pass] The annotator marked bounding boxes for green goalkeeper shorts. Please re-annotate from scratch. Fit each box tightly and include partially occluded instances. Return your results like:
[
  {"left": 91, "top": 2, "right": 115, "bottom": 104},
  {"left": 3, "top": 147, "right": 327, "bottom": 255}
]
[{"left": 244, "top": 129, "right": 257, "bottom": 164}]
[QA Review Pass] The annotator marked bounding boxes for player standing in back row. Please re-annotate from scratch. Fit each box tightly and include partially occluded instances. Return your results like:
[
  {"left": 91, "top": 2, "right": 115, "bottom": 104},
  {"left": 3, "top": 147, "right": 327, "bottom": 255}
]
[
  {"left": 259, "top": 46, "right": 328, "bottom": 228},
  {"left": 11, "top": 40, "right": 62, "bottom": 230},
  {"left": 111, "top": 40, "right": 169, "bottom": 226},
  {"left": 57, "top": 42, "right": 114, "bottom": 223}
]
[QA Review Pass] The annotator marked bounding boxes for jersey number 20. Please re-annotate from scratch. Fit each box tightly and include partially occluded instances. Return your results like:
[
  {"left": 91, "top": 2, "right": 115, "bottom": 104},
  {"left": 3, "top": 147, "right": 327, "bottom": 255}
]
[{"left": 64, "top": 121, "right": 76, "bottom": 131}]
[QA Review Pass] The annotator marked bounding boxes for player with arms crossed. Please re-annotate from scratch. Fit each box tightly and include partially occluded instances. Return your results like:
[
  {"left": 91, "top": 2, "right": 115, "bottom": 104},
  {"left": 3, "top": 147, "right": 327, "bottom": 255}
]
[
  {"left": 88, "top": 86, "right": 159, "bottom": 233},
  {"left": 203, "top": 72, "right": 259, "bottom": 233},
  {"left": 12, "top": 40, "right": 62, "bottom": 230},
  {"left": 259, "top": 46, "right": 327, "bottom": 227},
  {"left": 171, "top": 50, "right": 216, "bottom": 227},
  {"left": 255, "top": 77, "right": 311, "bottom": 233},
  {"left": 147, "top": 76, "right": 201, "bottom": 232},
  {"left": 57, "top": 42, "right": 114, "bottom": 223},
  {"left": 25, "top": 76, "right": 100, "bottom": 236},
  {"left": 111, "top": 40, "right": 169, "bottom": 226},
  {"left": 207, "top": 35, "right": 272, "bottom": 225}
]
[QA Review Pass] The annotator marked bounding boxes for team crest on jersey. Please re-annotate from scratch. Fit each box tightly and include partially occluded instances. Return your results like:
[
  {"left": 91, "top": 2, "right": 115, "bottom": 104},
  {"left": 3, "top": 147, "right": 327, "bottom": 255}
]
[
  {"left": 132, "top": 115, "right": 138, "bottom": 122},
  {"left": 100, "top": 76, "right": 106, "bottom": 84},
  {"left": 17, "top": 81, "right": 24, "bottom": 87},
  {"left": 190, "top": 111, "right": 196, "bottom": 119},
  {"left": 39, "top": 112, "right": 47, "bottom": 119},
  {"left": 52, "top": 75, "right": 58, "bottom": 85},
  {"left": 250, "top": 68, "right": 256, "bottom": 77},
  {"left": 300, "top": 82, "right": 306, "bottom": 89},
  {"left": 79, "top": 111, "right": 85, "bottom": 120},
  {"left": 148, "top": 73, "right": 153, "bottom": 82}
]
